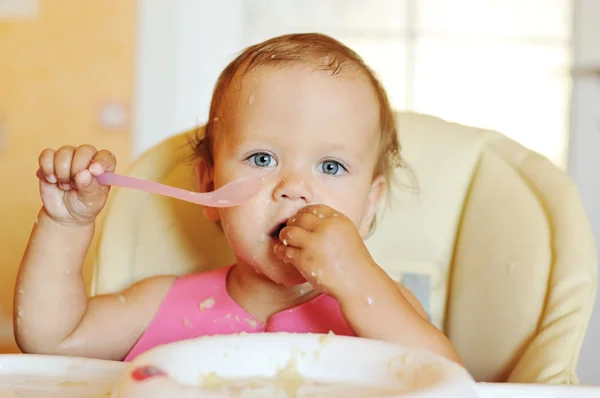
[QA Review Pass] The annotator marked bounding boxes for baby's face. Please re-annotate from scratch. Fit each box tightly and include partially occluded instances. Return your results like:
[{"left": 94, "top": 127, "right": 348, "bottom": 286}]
[{"left": 202, "top": 64, "right": 384, "bottom": 286}]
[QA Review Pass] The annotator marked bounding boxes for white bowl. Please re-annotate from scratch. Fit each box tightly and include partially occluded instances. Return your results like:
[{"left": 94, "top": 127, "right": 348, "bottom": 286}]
[{"left": 112, "top": 332, "right": 479, "bottom": 397}]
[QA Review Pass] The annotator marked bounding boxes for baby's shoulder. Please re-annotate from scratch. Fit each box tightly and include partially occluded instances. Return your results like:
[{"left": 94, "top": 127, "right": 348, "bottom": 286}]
[{"left": 128, "top": 274, "right": 177, "bottom": 298}]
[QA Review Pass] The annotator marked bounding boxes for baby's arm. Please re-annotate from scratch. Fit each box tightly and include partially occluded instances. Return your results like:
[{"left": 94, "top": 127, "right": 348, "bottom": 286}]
[
  {"left": 14, "top": 145, "right": 175, "bottom": 360},
  {"left": 274, "top": 204, "right": 462, "bottom": 364},
  {"left": 14, "top": 207, "right": 175, "bottom": 360},
  {"left": 336, "top": 266, "right": 463, "bottom": 364}
]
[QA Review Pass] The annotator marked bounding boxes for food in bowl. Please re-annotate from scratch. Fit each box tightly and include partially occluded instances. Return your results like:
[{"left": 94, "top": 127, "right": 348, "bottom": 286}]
[{"left": 111, "top": 333, "right": 479, "bottom": 398}]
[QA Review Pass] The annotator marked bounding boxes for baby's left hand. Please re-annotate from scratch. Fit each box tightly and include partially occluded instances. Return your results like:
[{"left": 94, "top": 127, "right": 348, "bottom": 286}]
[{"left": 274, "top": 204, "right": 375, "bottom": 298}]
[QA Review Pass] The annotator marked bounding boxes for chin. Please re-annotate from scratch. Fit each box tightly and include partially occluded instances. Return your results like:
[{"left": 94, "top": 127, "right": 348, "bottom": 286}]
[
  {"left": 278, "top": 273, "right": 308, "bottom": 287},
  {"left": 253, "top": 260, "right": 307, "bottom": 287}
]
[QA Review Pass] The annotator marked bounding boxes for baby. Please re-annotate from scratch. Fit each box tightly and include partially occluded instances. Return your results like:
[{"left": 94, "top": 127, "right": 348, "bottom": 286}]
[{"left": 14, "top": 33, "right": 461, "bottom": 364}]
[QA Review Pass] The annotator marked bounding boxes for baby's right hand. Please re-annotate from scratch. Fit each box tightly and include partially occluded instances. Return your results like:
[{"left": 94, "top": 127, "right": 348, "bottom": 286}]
[{"left": 37, "top": 145, "right": 117, "bottom": 227}]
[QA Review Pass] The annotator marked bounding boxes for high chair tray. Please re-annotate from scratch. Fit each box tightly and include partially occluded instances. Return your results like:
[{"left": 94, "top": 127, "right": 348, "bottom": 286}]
[
  {"left": 0, "top": 352, "right": 598, "bottom": 397},
  {"left": 476, "top": 383, "right": 600, "bottom": 397}
]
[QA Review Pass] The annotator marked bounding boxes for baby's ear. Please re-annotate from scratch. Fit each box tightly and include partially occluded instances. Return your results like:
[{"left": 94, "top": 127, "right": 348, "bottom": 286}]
[
  {"left": 359, "top": 175, "right": 386, "bottom": 238},
  {"left": 195, "top": 159, "right": 220, "bottom": 222}
]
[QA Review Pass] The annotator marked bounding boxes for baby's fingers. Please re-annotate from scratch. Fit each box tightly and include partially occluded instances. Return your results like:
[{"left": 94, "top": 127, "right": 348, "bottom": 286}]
[
  {"left": 89, "top": 149, "right": 117, "bottom": 176},
  {"left": 274, "top": 243, "right": 301, "bottom": 265},
  {"left": 74, "top": 149, "right": 116, "bottom": 207},
  {"left": 278, "top": 225, "right": 309, "bottom": 248},
  {"left": 72, "top": 168, "right": 108, "bottom": 210},
  {"left": 54, "top": 146, "right": 76, "bottom": 190},
  {"left": 287, "top": 212, "right": 320, "bottom": 232},
  {"left": 71, "top": 145, "right": 98, "bottom": 178},
  {"left": 38, "top": 148, "right": 57, "bottom": 184},
  {"left": 273, "top": 244, "right": 323, "bottom": 285}
]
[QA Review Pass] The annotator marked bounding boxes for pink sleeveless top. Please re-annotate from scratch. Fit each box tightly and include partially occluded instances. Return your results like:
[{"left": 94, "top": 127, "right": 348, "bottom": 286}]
[{"left": 124, "top": 265, "right": 355, "bottom": 361}]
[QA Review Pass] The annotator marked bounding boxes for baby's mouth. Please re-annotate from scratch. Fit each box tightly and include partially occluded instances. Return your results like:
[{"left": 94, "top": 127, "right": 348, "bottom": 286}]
[{"left": 269, "top": 222, "right": 287, "bottom": 239}]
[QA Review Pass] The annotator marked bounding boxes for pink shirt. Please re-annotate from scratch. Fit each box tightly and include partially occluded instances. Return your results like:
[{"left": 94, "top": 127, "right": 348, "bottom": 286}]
[{"left": 124, "top": 265, "right": 355, "bottom": 361}]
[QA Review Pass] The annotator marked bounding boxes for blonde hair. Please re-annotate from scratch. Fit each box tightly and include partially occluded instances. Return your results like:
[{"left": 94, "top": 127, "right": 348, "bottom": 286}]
[{"left": 193, "top": 33, "right": 406, "bottom": 231}]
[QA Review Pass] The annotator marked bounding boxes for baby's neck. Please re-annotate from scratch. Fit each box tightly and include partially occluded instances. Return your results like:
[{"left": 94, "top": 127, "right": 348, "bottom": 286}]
[{"left": 226, "top": 263, "right": 319, "bottom": 323}]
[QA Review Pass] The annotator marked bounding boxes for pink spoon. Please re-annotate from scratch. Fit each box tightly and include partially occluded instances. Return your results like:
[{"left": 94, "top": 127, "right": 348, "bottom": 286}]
[
  {"left": 95, "top": 173, "right": 262, "bottom": 208},
  {"left": 35, "top": 169, "right": 261, "bottom": 208}
]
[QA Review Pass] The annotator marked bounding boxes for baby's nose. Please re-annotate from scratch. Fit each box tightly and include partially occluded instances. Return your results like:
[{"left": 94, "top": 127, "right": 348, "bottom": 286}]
[{"left": 273, "top": 176, "right": 313, "bottom": 203}]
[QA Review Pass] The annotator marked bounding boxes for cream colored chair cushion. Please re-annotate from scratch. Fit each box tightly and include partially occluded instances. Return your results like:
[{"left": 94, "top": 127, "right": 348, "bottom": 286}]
[{"left": 93, "top": 111, "right": 597, "bottom": 384}]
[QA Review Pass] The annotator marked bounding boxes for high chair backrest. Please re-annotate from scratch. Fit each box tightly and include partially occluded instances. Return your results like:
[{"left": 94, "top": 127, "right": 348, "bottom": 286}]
[{"left": 93, "top": 111, "right": 597, "bottom": 384}]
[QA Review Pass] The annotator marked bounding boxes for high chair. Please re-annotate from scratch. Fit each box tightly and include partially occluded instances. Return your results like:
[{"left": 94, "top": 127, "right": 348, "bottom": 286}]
[{"left": 92, "top": 111, "right": 597, "bottom": 384}]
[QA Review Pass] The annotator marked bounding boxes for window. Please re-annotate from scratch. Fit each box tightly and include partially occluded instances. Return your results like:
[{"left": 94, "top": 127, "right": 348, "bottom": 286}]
[{"left": 244, "top": 0, "right": 573, "bottom": 168}]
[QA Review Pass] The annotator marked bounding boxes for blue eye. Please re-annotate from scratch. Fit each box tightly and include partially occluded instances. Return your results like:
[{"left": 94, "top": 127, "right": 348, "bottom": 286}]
[
  {"left": 247, "top": 152, "right": 276, "bottom": 168},
  {"left": 319, "top": 160, "right": 346, "bottom": 175}
]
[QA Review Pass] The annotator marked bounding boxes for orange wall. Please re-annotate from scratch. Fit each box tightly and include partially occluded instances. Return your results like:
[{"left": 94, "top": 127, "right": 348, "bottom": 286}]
[{"left": 0, "top": 1, "right": 136, "bottom": 353}]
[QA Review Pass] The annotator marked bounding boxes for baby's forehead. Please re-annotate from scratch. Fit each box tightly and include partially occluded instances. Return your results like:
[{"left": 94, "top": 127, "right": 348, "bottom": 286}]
[
  {"left": 235, "top": 62, "right": 367, "bottom": 92},
  {"left": 226, "top": 64, "right": 379, "bottom": 119},
  {"left": 211, "top": 63, "right": 381, "bottom": 154}
]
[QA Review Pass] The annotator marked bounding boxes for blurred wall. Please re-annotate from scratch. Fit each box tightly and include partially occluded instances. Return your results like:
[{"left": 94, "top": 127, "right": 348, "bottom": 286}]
[{"left": 0, "top": 0, "right": 135, "bottom": 353}]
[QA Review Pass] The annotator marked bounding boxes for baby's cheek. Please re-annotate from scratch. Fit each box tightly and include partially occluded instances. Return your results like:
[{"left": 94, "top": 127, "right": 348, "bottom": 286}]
[
  {"left": 327, "top": 205, "right": 362, "bottom": 230},
  {"left": 348, "top": 196, "right": 373, "bottom": 227},
  {"left": 218, "top": 210, "right": 233, "bottom": 234},
  {"left": 248, "top": 186, "right": 272, "bottom": 214},
  {"left": 220, "top": 211, "right": 260, "bottom": 248}
]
